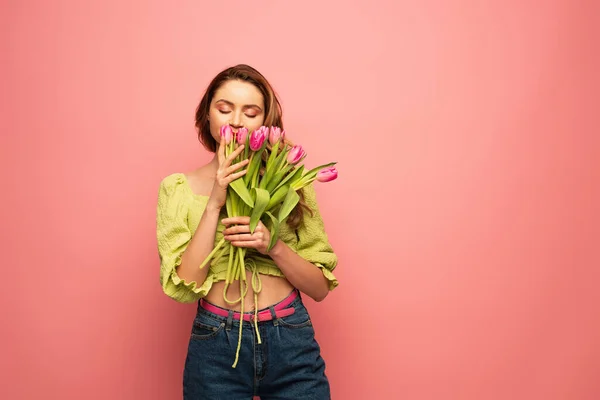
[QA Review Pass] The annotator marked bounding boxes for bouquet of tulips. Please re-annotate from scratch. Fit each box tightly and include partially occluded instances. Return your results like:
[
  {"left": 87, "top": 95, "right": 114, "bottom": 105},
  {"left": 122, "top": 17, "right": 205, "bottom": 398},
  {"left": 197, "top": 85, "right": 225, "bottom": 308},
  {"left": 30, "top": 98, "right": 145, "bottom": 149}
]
[{"left": 198, "top": 124, "right": 338, "bottom": 367}]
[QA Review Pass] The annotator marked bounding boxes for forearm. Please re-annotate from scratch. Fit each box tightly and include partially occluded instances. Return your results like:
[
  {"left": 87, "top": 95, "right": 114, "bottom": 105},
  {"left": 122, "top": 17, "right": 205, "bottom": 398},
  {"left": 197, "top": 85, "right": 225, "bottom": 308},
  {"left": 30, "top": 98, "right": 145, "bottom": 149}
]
[
  {"left": 176, "top": 203, "right": 222, "bottom": 285},
  {"left": 268, "top": 239, "right": 329, "bottom": 302}
]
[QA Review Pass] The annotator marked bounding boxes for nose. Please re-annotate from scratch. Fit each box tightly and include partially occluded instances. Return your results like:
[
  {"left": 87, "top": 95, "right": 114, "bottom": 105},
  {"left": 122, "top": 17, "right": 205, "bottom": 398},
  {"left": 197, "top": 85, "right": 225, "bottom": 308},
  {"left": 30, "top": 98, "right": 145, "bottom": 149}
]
[{"left": 230, "top": 112, "right": 243, "bottom": 130}]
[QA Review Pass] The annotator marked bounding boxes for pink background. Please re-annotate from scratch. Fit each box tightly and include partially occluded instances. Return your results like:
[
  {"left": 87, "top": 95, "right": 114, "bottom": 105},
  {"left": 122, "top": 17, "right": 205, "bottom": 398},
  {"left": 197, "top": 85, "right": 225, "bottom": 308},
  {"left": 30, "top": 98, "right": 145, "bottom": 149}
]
[{"left": 2, "top": 1, "right": 599, "bottom": 399}]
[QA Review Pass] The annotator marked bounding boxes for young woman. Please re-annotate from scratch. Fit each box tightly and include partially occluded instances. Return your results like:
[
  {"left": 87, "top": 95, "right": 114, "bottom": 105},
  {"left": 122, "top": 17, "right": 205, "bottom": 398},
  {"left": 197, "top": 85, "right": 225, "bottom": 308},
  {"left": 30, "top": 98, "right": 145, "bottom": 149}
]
[{"left": 156, "top": 64, "right": 339, "bottom": 399}]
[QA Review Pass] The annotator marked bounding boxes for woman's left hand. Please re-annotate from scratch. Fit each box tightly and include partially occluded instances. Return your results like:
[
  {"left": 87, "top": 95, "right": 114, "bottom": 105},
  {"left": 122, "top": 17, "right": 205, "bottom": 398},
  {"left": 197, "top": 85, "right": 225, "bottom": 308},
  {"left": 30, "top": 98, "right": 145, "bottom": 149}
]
[{"left": 222, "top": 216, "right": 272, "bottom": 255}]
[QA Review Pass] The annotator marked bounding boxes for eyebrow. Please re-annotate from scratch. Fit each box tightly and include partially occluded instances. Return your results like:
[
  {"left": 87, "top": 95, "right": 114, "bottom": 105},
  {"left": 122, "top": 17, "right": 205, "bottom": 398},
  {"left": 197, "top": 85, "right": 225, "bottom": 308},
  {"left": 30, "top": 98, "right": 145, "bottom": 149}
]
[{"left": 215, "top": 99, "right": 263, "bottom": 112}]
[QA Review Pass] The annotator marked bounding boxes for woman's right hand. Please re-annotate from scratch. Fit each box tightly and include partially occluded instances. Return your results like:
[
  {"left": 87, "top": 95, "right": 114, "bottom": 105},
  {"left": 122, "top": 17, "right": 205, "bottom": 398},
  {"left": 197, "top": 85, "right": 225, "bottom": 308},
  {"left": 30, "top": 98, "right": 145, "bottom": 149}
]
[{"left": 207, "top": 141, "right": 249, "bottom": 210}]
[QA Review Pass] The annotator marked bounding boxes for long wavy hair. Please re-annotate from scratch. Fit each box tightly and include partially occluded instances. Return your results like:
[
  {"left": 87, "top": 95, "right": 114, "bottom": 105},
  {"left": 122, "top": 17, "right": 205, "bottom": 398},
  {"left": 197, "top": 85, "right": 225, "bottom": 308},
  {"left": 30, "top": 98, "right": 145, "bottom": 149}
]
[{"left": 194, "top": 64, "right": 310, "bottom": 229}]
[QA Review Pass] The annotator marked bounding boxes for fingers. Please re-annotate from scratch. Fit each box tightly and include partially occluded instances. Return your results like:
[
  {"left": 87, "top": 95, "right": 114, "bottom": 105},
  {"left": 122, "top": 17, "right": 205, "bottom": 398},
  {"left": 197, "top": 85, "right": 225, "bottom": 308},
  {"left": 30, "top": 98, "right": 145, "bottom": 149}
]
[
  {"left": 225, "top": 233, "right": 263, "bottom": 242},
  {"left": 225, "top": 159, "right": 249, "bottom": 175},
  {"left": 222, "top": 220, "right": 269, "bottom": 254},
  {"left": 217, "top": 139, "right": 225, "bottom": 164},
  {"left": 228, "top": 240, "right": 262, "bottom": 249},
  {"left": 222, "top": 216, "right": 251, "bottom": 226},
  {"left": 215, "top": 153, "right": 248, "bottom": 188},
  {"left": 224, "top": 169, "right": 247, "bottom": 184},
  {"left": 223, "top": 224, "right": 250, "bottom": 235},
  {"left": 224, "top": 227, "right": 264, "bottom": 243},
  {"left": 223, "top": 145, "right": 245, "bottom": 168}
]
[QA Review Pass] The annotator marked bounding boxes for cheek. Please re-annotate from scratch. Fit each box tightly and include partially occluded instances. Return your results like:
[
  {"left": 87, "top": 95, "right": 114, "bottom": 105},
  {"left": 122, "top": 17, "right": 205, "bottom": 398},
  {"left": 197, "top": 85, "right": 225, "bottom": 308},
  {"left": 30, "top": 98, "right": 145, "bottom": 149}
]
[
  {"left": 208, "top": 110, "right": 226, "bottom": 139},
  {"left": 245, "top": 116, "right": 265, "bottom": 132}
]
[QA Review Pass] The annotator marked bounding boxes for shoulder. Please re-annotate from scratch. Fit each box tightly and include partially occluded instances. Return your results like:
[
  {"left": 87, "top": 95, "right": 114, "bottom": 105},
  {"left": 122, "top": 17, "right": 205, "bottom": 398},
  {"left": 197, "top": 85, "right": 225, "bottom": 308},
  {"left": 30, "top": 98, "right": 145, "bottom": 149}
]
[
  {"left": 156, "top": 172, "right": 199, "bottom": 221},
  {"left": 159, "top": 172, "right": 187, "bottom": 193},
  {"left": 158, "top": 169, "right": 214, "bottom": 201},
  {"left": 158, "top": 172, "right": 201, "bottom": 202}
]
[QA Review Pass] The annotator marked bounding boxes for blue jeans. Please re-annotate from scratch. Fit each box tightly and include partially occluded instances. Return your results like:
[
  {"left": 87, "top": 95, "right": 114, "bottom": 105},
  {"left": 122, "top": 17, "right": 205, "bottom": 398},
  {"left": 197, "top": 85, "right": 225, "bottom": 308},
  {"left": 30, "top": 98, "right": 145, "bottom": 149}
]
[{"left": 183, "top": 290, "right": 331, "bottom": 399}]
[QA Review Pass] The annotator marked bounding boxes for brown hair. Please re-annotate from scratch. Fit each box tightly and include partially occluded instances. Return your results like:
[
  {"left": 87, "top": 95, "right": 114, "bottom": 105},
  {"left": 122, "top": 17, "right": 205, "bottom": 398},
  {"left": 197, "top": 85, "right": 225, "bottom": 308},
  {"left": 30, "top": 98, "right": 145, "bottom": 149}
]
[{"left": 194, "top": 64, "right": 311, "bottom": 229}]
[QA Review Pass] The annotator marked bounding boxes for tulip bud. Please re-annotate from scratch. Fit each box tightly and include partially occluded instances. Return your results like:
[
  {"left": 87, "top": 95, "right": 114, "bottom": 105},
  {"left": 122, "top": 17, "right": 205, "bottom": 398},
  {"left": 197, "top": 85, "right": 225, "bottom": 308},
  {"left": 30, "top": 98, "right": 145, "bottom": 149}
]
[
  {"left": 287, "top": 145, "right": 306, "bottom": 165},
  {"left": 269, "top": 126, "right": 284, "bottom": 145},
  {"left": 316, "top": 167, "right": 338, "bottom": 182},
  {"left": 220, "top": 125, "right": 233, "bottom": 145},
  {"left": 250, "top": 126, "right": 268, "bottom": 151},
  {"left": 237, "top": 127, "right": 249, "bottom": 145}
]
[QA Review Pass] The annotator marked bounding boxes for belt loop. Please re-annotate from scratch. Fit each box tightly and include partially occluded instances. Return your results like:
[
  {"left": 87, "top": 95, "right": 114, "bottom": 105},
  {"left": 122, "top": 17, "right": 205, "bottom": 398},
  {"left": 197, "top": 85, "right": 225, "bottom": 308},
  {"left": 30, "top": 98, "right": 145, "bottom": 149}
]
[
  {"left": 269, "top": 306, "right": 279, "bottom": 326},
  {"left": 226, "top": 310, "right": 234, "bottom": 331}
]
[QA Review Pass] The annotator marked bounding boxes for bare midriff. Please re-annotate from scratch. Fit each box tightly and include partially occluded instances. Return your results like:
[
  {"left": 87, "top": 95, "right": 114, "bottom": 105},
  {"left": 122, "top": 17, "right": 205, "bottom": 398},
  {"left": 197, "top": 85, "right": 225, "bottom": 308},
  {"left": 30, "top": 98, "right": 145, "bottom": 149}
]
[{"left": 204, "top": 271, "right": 295, "bottom": 312}]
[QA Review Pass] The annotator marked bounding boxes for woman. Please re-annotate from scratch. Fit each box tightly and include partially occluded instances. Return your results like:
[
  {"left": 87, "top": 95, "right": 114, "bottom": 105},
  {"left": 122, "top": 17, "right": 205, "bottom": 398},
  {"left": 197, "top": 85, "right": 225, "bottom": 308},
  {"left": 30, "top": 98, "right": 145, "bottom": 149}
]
[{"left": 156, "top": 64, "right": 339, "bottom": 399}]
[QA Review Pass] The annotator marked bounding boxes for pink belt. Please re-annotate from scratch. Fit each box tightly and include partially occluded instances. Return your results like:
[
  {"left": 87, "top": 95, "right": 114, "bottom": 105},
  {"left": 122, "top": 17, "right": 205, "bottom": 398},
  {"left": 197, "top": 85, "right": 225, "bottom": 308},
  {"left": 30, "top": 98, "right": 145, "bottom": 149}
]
[{"left": 199, "top": 289, "right": 298, "bottom": 322}]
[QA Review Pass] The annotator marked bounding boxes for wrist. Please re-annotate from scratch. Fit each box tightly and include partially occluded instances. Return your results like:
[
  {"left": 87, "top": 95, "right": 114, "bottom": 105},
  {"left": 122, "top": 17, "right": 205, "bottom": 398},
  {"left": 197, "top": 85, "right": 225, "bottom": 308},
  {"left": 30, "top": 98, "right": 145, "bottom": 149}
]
[
  {"left": 205, "top": 200, "right": 223, "bottom": 214},
  {"left": 268, "top": 239, "right": 286, "bottom": 257}
]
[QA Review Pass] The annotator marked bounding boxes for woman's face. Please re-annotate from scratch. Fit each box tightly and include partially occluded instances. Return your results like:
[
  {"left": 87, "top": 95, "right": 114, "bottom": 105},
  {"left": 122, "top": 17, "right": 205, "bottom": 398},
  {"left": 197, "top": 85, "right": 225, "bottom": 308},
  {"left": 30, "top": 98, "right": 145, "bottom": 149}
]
[{"left": 208, "top": 79, "right": 265, "bottom": 144}]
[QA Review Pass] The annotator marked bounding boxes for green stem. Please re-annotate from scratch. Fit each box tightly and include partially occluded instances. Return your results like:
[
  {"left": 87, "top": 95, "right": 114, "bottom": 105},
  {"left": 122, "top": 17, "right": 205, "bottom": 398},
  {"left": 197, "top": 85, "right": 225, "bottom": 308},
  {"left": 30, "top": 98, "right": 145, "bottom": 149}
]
[
  {"left": 232, "top": 277, "right": 244, "bottom": 368},
  {"left": 214, "top": 241, "right": 229, "bottom": 264},
  {"left": 244, "top": 153, "right": 254, "bottom": 185},
  {"left": 254, "top": 290, "right": 261, "bottom": 344},
  {"left": 199, "top": 238, "right": 226, "bottom": 269},
  {"left": 223, "top": 245, "right": 241, "bottom": 304}
]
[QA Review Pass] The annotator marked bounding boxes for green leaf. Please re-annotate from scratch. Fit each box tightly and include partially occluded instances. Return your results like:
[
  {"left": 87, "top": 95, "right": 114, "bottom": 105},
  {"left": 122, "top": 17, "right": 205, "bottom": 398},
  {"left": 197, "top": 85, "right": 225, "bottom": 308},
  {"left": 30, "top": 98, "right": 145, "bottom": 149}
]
[
  {"left": 259, "top": 141, "right": 281, "bottom": 190},
  {"left": 274, "top": 144, "right": 290, "bottom": 170},
  {"left": 263, "top": 144, "right": 292, "bottom": 192},
  {"left": 266, "top": 163, "right": 292, "bottom": 193},
  {"left": 244, "top": 152, "right": 258, "bottom": 185},
  {"left": 265, "top": 164, "right": 294, "bottom": 193},
  {"left": 245, "top": 139, "right": 269, "bottom": 186},
  {"left": 226, "top": 189, "right": 233, "bottom": 217},
  {"left": 264, "top": 211, "right": 280, "bottom": 252},
  {"left": 266, "top": 170, "right": 285, "bottom": 193},
  {"left": 266, "top": 184, "right": 289, "bottom": 211},
  {"left": 249, "top": 188, "right": 270, "bottom": 233},
  {"left": 273, "top": 165, "right": 304, "bottom": 193},
  {"left": 243, "top": 133, "right": 250, "bottom": 160},
  {"left": 231, "top": 185, "right": 239, "bottom": 214},
  {"left": 230, "top": 176, "right": 254, "bottom": 208},
  {"left": 266, "top": 141, "right": 280, "bottom": 170},
  {"left": 278, "top": 186, "right": 300, "bottom": 223}
]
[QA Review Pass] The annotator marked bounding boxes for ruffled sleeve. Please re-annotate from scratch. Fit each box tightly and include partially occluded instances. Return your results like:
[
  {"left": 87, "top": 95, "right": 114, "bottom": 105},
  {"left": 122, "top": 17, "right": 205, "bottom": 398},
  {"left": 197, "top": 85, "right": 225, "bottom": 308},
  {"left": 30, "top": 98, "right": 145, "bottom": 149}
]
[
  {"left": 294, "top": 183, "right": 339, "bottom": 290},
  {"left": 156, "top": 174, "right": 213, "bottom": 303}
]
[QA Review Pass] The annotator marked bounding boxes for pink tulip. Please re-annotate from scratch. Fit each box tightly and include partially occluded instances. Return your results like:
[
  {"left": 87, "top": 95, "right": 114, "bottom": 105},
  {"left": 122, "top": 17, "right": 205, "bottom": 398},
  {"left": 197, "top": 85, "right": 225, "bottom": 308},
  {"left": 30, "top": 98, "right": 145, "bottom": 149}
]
[
  {"left": 249, "top": 126, "right": 268, "bottom": 151},
  {"left": 237, "top": 127, "right": 248, "bottom": 145},
  {"left": 269, "top": 126, "right": 285, "bottom": 145},
  {"left": 287, "top": 145, "right": 306, "bottom": 165},
  {"left": 316, "top": 167, "right": 338, "bottom": 182},
  {"left": 220, "top": 125, "right": 233, "bottom": 144}
]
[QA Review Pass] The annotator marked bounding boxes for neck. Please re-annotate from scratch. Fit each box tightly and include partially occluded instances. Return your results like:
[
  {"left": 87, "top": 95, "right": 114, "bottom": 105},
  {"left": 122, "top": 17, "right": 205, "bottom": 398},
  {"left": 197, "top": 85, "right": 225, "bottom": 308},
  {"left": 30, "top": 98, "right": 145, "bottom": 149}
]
[{"left": 207, "top": 152, "right": 219, "bottom": 173}]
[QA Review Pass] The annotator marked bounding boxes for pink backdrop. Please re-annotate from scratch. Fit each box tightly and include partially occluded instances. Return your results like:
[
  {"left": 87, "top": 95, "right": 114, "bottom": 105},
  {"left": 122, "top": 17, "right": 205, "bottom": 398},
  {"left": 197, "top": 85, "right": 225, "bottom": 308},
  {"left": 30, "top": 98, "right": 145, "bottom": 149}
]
[{"left": 2, "top": 1, "right": 599, "bottom": 399}]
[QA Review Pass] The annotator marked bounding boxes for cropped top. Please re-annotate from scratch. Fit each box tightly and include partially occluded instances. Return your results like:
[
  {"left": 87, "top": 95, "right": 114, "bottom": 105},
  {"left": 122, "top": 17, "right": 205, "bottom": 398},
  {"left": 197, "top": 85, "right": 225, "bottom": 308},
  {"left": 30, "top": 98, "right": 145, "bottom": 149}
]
[{"left": 156, "top": 172, "right": 339, "bottom": 303}]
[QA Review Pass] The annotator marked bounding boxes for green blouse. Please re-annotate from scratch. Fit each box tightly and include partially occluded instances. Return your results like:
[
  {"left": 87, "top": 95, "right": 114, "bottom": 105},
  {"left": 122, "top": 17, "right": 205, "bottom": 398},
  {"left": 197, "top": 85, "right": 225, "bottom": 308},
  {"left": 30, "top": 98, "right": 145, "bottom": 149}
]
[{"left": 156, "top": 173, "right": 339, "bottom": 303}]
